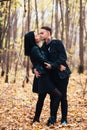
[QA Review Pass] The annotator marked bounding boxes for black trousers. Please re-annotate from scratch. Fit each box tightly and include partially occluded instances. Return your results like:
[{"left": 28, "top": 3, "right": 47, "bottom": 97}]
[{"left": 34, "top": 89, "right": 61, "bottom": 121}]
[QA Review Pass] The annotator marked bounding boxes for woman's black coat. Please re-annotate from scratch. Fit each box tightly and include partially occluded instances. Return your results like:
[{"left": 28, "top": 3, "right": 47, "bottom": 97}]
[
  {"left": 24, "top": 32, "right": 56, "bottom": 94},
  {"left": 30, "top": 46, "right": 56, "bottom": 94}
]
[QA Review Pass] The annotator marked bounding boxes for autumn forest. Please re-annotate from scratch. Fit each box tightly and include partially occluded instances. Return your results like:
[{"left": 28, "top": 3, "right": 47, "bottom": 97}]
[{"left": 0, "top": 0, "right": 87, "bottom": 130}]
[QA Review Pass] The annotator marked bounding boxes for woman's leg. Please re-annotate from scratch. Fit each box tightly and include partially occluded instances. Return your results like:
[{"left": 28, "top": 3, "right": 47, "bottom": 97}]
[{"left": 33, "top": 93, "right": 47, "bottom": 122}]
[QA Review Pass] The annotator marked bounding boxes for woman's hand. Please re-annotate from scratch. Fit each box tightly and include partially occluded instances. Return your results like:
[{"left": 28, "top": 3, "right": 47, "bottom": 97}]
[
  {"left": 44, "top": 62, "right": 66, "bottom": 71},
  {"left": 34, "top": 68, "right": 40, "bottom": 78},
  {"left": 60, "top": 65, "right": 66, "bottom": 71},
  {"left": 44, "top": 62, "right": 52, "bottom": 69}
]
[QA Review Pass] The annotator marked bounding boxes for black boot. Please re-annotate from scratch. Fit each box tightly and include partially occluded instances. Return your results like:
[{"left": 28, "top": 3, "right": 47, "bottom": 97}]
[
  {"left": 33, "top": 117, "right": 40, "bottom": 123},
  {"left": 46, "top": 116, "right": 56, "bottom": 126}
]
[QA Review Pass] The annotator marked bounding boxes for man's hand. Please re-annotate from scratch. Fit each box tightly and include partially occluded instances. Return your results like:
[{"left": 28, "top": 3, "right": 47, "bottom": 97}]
[
  {"left": 33, "top": 68, "right": 40, "bottom": 78},
  {"left": 60, "top": 65, "right": 66, "bottom": 71},
  {"left": 44, "top": 62, "right": 51, "bottom": 69}
]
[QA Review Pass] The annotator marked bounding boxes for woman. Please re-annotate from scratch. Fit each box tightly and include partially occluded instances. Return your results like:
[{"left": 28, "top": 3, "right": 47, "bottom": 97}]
[{"left": 24, "top": 31, "right": 62, "bottom": 124}]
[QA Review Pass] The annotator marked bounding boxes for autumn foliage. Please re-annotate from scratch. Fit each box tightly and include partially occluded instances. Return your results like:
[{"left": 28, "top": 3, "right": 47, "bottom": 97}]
[{"left": 0, "top": 70, "right": 87, "bottom": 130}]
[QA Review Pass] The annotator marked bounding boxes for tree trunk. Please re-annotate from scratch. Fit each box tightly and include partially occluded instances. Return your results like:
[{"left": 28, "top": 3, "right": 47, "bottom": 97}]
[
  {"left": 0, "top": 19, "right": 2, "bottom": 49},
  {"left": 13, "top": 8, "right": 17, "bottom": 41},
  {"left": 28, "top": 0, "right": 30, "bottom": 31},
  {"left": 78, "top": 0, "right": 84, "bottom": 73},
  {"left": 55, "top": 0, "right": 58, "bottom": 38},
  {"left": 0, "top": 11, "right": 2, "bottom": 63},
  {"left": 5, "top": 0, "right": 11, "bottom": 83},
  {"left": 0, "top": 2, "right": 8, "bottom": 49},
  {"left": 59, "top": 0, "right": 64, "bottom": 42},
  {"left": 35, "top": 0, "right": 39, "bottom": 33},
  {"left": 26, "top": 0, "right": 30, "bottom": 83},
  {"left": 65, "top": 0, "right": 69, "bottom": 49},
  {"left": 41, "top": 10, "right": 44, "bottom": 27},
  {"left": 51, "top": 0, "right": 54, "bottom": 31}
]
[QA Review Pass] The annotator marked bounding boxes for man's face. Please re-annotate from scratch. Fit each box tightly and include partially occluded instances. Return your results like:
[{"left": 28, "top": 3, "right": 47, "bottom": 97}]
[{"left": 39, "top": 29, "right": 50, "bottom": 40}]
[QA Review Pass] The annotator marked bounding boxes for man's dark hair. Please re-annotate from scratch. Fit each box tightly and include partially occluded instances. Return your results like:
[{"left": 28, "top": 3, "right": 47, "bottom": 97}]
[{"left": 41, "top": 26, "right": 52, "bottom": 35}]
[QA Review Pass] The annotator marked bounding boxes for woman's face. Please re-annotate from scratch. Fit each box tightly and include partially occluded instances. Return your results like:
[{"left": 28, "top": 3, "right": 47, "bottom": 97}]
[{"left": 34, "top": 33, "right": 41, "bottom": 44}]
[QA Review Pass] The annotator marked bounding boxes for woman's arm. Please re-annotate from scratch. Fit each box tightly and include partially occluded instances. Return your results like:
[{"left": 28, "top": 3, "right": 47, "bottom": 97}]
[{"left": 31, "top": 46, "right": 49, "bottom": 65}]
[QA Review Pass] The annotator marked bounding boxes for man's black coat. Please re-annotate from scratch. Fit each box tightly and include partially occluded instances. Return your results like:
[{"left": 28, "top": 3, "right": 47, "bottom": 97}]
[{"left": 41, "top": 39, "right": 71, "bottom": 80}]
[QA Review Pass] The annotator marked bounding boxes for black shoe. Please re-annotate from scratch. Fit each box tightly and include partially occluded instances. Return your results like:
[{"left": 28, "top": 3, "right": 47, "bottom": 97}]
[
  {"left": 46, "top": 116, "right": 56, "bottom": 126},
  {"left": 33, "top": 117, "right": 40, "bottom": 123}
]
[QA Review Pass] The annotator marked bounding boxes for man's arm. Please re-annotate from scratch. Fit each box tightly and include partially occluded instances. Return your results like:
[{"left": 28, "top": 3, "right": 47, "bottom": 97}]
[{"left": 50, "top": 40, "right": 67, "bottom": 69}]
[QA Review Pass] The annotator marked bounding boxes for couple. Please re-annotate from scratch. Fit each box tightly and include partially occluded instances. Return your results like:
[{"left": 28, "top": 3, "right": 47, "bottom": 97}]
[{"left": 24, "top": 26, "right": 71, "bottom": 126}]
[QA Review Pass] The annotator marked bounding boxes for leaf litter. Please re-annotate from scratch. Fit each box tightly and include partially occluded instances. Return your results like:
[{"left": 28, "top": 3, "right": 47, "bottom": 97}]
[{"left": 0, "top": 71, "right": 87, "bottom": 130}]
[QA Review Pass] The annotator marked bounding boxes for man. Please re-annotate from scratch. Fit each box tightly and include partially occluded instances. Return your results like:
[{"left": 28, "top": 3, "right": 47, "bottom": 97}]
[{"left": 35, "top": 26, "right": 71, "bottom": 125}]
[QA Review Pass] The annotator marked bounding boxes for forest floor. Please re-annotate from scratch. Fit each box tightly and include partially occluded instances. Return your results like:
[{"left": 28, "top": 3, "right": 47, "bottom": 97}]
[{"left": 0, "top": 70, "right": 87, "bottom": 130}]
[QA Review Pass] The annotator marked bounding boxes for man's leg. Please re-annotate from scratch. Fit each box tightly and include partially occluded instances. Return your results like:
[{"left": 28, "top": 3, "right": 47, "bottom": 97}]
[
  {"left": 33, "top": 93, "right": 47, "bottom": 122},
  {"left": 50, "top": 88, "right": 62, "bottom": 119},
  {"left": 60, "top": 77, "right": 69, "bottom": 124},
  {"left": 46, "top": 88, "right": 62, "bottom": 126},
  {"left": 61, "top": 95, "right": 68, "bottom": 123}
]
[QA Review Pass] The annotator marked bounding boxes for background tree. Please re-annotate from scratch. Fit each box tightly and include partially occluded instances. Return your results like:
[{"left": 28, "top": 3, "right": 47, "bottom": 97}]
[
  {"left": 0, "top": 0, "right": 87, "bottom": 84},
  {"left": 35, "top": 0, "right": 39, "bottom": 33},
  {"left": 55, "top": 0, "right": 58, "bottom": 38},
  {"left": 26, "top": 0, "right": 31, "bottom": 83},
  {"left": 59, "top": 0, "right": 64, "bottom": 42},
  {"left": 5, "top": 0, "right": 11, "bottom": 83},
  {"left": 78, "top": 0, "right": 84, "bottom": 73},
  {"left": 65, "top": 0, "right": 69, "bottom": 49}
]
